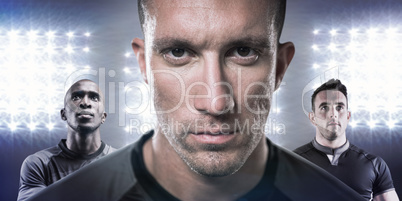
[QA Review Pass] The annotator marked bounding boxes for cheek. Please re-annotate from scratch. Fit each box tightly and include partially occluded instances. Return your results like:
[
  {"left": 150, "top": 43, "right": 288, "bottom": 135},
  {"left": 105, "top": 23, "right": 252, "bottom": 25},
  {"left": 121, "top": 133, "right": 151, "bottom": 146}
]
[
  {"left": 238, "top": 70, "right": 274, "bottom": 114},
  {"left": 340, "top": 113, "right": 350, "bottom": 123},
  {"left": 315, "top": 111, "right": 328, "bottom": 119},
  {"left": 243, "top": 85, "right": 271, "bottom": 114},
  {"left": 152, "top": 70, "right": 186, "bottom": 111},
  {"left": 65, "top": 105, "right": 77, "bottom": 116},
  {"left": 99, "top": 103, "right": 106, "bottom": 113},
  {"left": 65, "top": 101, "right": 79, "bottom": 111},
  {"left": 313, "top": 114, "right": 326, "bottom": 124},
  {"left": 317, "top": 119, "right": 326, "bottom": 126}
]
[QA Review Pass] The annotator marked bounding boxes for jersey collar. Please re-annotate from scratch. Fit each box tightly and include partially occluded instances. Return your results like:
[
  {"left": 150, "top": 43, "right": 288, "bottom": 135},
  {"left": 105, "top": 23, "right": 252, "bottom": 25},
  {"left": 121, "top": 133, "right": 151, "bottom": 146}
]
[{"left": 312, "top": 138, "right": 350, "bottom": 166}]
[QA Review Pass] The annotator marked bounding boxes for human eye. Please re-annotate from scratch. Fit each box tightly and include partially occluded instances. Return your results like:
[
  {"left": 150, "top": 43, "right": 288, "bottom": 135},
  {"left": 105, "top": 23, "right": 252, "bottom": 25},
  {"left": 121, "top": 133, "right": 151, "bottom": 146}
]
[
  {"left": 72, "top": 95, "right": 81, "bottom": 101},
  {"left": 226, "top": 47, "right": 260, "bottom": 66},
  {"left": 336, "top": 106, "right": 344, "bottom": 111},
  {"left": 162, "top": 48, "right": 194, "bottom": 66},
  {"left": 88, "top": 92, "right": 100, "bottom": 102},
  {"left": 320, "top": 106, "right": 329, "bottom": 111},
  {"left": 91, "top": 96, "right": 99, "bottom": 102}
]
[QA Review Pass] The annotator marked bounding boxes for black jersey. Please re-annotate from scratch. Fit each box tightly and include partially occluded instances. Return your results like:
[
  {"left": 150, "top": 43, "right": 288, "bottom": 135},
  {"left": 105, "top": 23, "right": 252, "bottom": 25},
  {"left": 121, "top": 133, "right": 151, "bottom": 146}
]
[
  {"left": 18, "top": 139, "right": 115, "bottom": 201},
  {"left": 294, "top": 139, "right": 395, "bottom": 200},
  {"left": 27, "top": 131, "right": 365, "bottom": 201}
]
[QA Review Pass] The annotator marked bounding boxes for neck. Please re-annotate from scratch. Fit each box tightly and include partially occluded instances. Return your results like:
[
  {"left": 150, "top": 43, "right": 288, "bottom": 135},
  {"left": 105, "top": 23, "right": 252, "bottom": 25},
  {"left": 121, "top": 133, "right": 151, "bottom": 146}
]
[
  {"left": 315, "top": 131, "right": 347, "bottom": 149},
  {"left": 143, "top": 128, "right": 268, "bottom": 201},
  {"left": 66, "top": 128, "right": 102, "bottom": 155}
]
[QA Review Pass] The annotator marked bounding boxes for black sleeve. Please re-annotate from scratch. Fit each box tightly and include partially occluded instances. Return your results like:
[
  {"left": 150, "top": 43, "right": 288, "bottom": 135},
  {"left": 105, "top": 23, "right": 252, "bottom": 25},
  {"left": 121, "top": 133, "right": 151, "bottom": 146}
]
[
  {"left": 17, "top": 155, "right": 47, "bottom": 201},
  {"left": 372, "top": 156, "right": 395, "bottom": 197}
]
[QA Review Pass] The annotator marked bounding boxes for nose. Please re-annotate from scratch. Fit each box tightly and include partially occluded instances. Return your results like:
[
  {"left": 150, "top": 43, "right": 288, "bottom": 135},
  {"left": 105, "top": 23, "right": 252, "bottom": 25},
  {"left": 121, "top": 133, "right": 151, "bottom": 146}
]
[
  {"left": 329, "top": 106, "right": 338, "bottom": 119},
  {"left": 193, "top": 54, "right": 234, "bottom": 116},
  {"left": 79, "top": 95, "right": 92, "bottom": 109}
]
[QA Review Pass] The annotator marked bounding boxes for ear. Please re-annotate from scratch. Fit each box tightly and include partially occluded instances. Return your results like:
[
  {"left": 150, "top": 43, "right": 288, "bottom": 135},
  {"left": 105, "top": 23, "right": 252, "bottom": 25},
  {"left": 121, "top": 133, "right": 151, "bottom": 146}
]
[
  {"left": 309, "top": 112, "right": 316, "bottom": 126},
  {"left": 274, "top": 42, "right": 295, "bottom": 91},
  {"left": 347, "top": 110, "right": 351, "bottom": 121},
  {"left": 60, "top": 109, "right": 67, "bottom": 121},
  {"left": 101, "top": 112, "right": 107, "bottom": 124},
  {"left": 132, "top": 38, "right": 148, "bottom": 84}
]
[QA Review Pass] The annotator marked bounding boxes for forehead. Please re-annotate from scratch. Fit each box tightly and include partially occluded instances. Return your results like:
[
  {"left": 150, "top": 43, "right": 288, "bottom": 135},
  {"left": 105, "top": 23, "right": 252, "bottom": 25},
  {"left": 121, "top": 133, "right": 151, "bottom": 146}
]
[
  {"left": 68, "top": 81, "right": 100, "bottom": 95},
  {"left": 315, "top": 90, "right": 347, "bottom": 104},
  {"left": 146, "top": 0, "right": 274, "bottom": 45}
]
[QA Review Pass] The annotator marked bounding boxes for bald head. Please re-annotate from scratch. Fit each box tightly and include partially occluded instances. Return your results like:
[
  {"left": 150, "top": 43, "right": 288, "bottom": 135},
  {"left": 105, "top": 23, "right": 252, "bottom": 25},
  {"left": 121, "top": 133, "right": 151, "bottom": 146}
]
[
  {"left": 61, "top": 79, "right": 107, "bottom": 133},
  {"left": 64, "top": 79, "right": 104, "bottom": 108}
]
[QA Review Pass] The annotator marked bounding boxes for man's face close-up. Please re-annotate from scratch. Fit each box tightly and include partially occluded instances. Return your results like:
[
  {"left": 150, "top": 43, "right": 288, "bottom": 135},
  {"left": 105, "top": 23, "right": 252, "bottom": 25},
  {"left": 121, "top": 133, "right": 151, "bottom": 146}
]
[
  {"left": 63, "top": 81, "right": 106, "bottom": 133},
  {"left": 142, "top": 0, "right": 282, "bottom": 177},
  {"left": 312, "top": 90, "right": 350, "bottom": 141}
]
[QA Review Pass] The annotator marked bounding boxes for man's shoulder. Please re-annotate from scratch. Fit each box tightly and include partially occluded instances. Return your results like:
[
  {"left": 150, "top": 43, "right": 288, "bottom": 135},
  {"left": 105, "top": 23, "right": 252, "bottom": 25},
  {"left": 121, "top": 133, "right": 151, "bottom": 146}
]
[
  {"left": 27, "top": 141, "right": 141, "bottom": 201},
  {"left": 102, "top": 143, "right": 117, "bottom": 155},
  {"left": 349, "top": 144, "right": 377, "bottom": 159},
  {"left": 348, "top": 144, "right": 389, "bottom": 167},
  {"left": 272, "top": 142, "right": 324, "bottom": 173},
  {"left": 293, "top": 141, "right": 314, "bottom": 155},
  {"left": 270, "top": 142, "right": 366, "bottom": 201},
  {"left": 23, "top": 144, "right": 62, "bottom": 166}
]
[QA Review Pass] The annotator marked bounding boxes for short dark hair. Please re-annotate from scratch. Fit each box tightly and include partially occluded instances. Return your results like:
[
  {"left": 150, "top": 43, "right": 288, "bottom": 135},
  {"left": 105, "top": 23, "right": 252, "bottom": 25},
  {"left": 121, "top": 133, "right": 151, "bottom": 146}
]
[
  {"left": 137, "top": 0, "right": 147, "bottom": 33},
  {"left": 311, "top": 79, "right": 348, "bottom": 112},
  {"left": 137, "top": 0, "right": 287, "bottom": 42}
]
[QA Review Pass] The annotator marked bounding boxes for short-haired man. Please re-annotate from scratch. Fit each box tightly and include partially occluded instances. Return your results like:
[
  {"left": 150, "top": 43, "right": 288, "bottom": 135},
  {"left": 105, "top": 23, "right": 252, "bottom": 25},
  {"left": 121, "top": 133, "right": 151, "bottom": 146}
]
[
  {"left": 18, "top": 79, "right": 115, "bottom": 201},
  {"left": 294, "top": 79, "right": 399, "bottom": 201},
  {"left": 27, "top": 1, "right": 366, "bottom": 200}
]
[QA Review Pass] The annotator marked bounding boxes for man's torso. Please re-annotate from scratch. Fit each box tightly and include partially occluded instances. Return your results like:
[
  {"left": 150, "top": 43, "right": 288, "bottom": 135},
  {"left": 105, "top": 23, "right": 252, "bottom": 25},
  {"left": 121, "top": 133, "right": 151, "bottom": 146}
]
[
  {"left": 27, "top": 131, "right": 365, "bottom": 201},
  {"left": 18, "top": 139, "right": 115, "bottom": 200},
  {"left": 294, "top": 140, "right": 394, "bottom": 200}
]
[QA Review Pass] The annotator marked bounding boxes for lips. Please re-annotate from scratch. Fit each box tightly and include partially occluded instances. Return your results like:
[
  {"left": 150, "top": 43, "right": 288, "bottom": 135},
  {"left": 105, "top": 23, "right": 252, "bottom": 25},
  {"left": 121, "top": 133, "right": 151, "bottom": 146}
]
[
  {"left": 327, "top": 122, "right": 340, "bottom": 126},
  {"left": 193, "top": 130, "right": 235, "bottom": 135},
  {"left": 190, "top": 129, "right": 237, "bottom": 144},
  {"left": 77, "top": 111, "right": 94, "bottom": 118}
]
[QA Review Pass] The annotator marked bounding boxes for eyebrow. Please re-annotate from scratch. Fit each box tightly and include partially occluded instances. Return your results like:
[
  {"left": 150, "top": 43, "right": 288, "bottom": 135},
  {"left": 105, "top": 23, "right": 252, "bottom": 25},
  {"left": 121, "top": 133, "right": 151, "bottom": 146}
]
[
  {"left": 318, "top": 102, "right": 346, "bottom": 108},
  {"left": 227, "top": 37, "right": 271, "bottom": 48},
  {"left": 153, "top": 38, "right": 193, "bottom": 51},
  {"left": 152, "top": 36, "right": 271, "bottom": 52},
  {"left": 71, "top": 91, "right": 101, "bottom": 98},
  {"left": 71, "top": 91, "right": 84, "bottom": 97}
]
